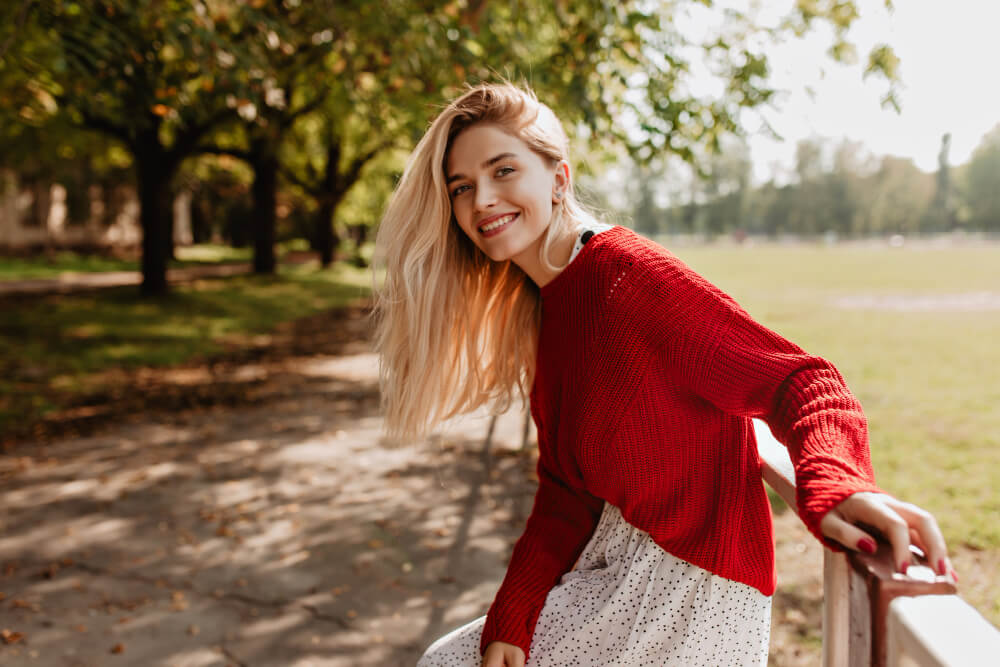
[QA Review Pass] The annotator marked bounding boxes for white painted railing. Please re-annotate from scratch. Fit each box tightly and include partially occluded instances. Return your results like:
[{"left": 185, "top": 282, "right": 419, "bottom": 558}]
[{"left": 753, "top": 419, "right": 1000, "bottom": 667}]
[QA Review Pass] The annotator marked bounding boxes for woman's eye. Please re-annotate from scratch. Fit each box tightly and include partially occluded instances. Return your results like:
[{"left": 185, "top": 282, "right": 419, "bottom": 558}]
[
  {"left": 496, "top": 166, "right": 514, "bottom": 177},
  {"left": 451, "top": 184, "right": 470, "bottom": 197}
]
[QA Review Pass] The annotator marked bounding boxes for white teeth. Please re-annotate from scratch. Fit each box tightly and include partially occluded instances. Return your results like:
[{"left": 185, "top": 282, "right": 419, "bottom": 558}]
[{"left": 480, "top": 213, "right": 516, "bottom": 232}]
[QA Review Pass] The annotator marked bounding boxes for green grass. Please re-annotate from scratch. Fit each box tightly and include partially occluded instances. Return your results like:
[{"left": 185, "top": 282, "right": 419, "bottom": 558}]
[
  {"left": 0, "top": 262, "right": 372, "bottom": 433},
  {"left": 0, "top": 244, "right": 256, "bottom": 280},
  {"left": 671, "top": 243, "right": 1000, "bottom": 551},
  {"left": 0, "top": 252, "right": 139, "bottom": 278}
]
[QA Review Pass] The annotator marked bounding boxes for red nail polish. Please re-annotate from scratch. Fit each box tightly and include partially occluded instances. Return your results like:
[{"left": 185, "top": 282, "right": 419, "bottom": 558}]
[
  {"left": 858, "top": 538, "right": 876, "bottom": 554},
  {"left": 900, "top": 561, "right": 909, "bottom": 575},
  {"left": 937, "top": 559, "right": 947, "bottom": 576},
  {"left": 950, "top": 568, "right": 960, "bottom": 583}
]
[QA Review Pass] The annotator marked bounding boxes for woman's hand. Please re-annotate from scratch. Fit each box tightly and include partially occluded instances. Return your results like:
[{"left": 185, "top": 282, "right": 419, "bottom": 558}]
[
  {"left": 820, "top": 491, "right": 958, "bottom": 581},
  {"left": 482, "top": 641, "right": 526, "bottom": 667}
]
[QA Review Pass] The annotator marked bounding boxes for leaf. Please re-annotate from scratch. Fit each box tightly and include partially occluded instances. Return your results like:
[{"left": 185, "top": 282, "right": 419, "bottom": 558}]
[
  {"left": 110, "top": 643, "right": 125, "bottom": 654},
  {"left": 1, "top": 629, "right": 25, "bottom": 644}
]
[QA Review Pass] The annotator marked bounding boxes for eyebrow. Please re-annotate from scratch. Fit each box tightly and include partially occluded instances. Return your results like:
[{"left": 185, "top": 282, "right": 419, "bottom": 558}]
[{"left": 446, "top": 152, "right": 518, "bottom": 184}]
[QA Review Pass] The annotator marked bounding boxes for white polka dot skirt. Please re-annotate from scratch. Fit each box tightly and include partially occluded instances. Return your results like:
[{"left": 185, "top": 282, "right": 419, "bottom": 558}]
[{"left": 417, "top": 502, "right": 771, "bottom": 666}]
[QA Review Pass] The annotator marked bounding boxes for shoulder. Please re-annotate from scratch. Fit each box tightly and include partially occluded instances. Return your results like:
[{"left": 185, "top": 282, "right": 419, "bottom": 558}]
[
  {"left": 587, "top": 228, "right": 745, "bottom": 346},
  {"left": 588, "top": 227, "right": 729, "bottom": 305}
]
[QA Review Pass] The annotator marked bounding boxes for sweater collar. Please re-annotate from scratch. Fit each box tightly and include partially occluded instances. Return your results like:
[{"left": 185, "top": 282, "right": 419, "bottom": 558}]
[{"left": 539, "top": 225, "right": 628, "bottom": 301}]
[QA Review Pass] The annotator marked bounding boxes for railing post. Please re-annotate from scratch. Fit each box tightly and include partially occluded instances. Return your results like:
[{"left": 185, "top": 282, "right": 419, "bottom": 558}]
[
  {"left": 823, "top": 549, "right": 882, "bottom": 666},
  {"left": 841, "top": 546, "right": 958, "bottom": 666}
]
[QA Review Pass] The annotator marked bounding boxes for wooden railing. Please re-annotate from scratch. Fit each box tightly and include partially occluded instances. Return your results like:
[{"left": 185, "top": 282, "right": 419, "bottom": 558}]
[{"left": 753, "top": 419, "right": 1000, "bottom": 667}]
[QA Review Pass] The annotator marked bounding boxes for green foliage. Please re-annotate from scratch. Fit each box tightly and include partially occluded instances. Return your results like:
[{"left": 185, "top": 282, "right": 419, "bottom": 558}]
[{"left": 3, "top": 0, "right": 912, "bottom": 269}]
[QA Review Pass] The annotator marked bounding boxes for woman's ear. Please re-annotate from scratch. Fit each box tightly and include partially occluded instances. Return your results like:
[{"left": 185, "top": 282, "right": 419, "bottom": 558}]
[{"left": 552, "top": 160, "right": 571, "bottom": 203}]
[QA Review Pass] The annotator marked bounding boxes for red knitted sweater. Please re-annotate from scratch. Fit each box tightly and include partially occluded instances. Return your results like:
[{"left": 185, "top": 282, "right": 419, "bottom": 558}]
[{"left": 479, "top": 226, "right": 884, "bottom": 658}]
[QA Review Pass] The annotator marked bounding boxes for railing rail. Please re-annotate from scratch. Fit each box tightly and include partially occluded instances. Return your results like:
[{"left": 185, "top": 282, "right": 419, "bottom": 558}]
[{"left": 753, "top": 419, "right": 1000, "bottom": 667}]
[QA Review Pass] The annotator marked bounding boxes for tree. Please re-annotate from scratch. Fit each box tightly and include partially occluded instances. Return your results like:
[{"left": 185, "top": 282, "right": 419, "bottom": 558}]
[
  {"left": 963, "top": 124, "right": 1000, "bottom": 233},
  {"left": 6, "top": 0, "right": 902, "bottom": 280},
  {"left": 195, "top": 1, "right": 338, "bottom": 274},
  {"left": 283, "top": 0, "right": 901, "bottom": 263},
  {"left": 923, "top": 133, "right": 955, "bottom": 232},
  {"left": 865, "top": 156, "right": 933, "bottom": 235},
  {"left": 5, "top": 0, "right": 273, "bottom": 293}
]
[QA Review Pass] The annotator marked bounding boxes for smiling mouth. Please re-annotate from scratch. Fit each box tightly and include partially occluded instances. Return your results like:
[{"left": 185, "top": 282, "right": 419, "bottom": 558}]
[{"left": 478, "top": 213, "right": 518, "bottom": 237}]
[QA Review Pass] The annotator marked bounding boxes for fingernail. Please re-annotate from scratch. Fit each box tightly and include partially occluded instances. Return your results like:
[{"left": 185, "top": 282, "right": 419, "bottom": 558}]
[
  {"left": 899, "top": 561, "right": 909, "bottom": 575},
  {"left": 858, "top": 537, "right": 877, "bottom": 554},
  {"left": 950, "top": 568, "right": 960, "bottom": 583},
  {"left": 937, "top": 559, "right": 947, "bottom": 576}
]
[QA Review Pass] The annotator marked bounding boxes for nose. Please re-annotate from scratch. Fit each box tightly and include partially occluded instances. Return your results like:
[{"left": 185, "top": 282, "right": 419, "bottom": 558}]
[{"left": 473, "top": 180, "right": 497, "bottom": 213}]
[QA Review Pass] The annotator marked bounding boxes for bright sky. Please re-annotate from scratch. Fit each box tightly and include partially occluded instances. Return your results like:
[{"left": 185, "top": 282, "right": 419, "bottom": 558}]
[{"left": 685, "top": 0, "right": 1000, "bottom": 184}]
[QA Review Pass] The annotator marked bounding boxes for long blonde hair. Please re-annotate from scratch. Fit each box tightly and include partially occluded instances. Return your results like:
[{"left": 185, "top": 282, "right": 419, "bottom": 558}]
[{"left": 373, "top": 82, "right": 599, "bottom": 441}]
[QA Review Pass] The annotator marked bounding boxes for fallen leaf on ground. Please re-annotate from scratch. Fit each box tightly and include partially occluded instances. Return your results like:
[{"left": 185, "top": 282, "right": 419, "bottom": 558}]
[
  {"left": 110, "top": 643, "right": 124, "bottom": 654},
  {"left": 1, "top": 629, "right": 25, "bottom": 644}
]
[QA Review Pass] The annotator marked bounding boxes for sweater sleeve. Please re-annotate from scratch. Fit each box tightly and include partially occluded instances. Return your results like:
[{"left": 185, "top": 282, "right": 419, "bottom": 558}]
[
  {"left": 655, "top": 262, "right": 883, "bottom": 550},
  {"left": 479, "top": 457, "right": 603, "bottom": 658}
]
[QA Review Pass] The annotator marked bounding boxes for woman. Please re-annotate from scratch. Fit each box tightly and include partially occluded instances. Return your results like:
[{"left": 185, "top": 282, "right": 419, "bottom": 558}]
[{"left": 373, "top": 82, "right": 956, "bottom": 667}]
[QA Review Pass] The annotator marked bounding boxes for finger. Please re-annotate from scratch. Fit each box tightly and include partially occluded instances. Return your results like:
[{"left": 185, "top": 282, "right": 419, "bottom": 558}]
[
  {"left": 839, "top": 495, "right": 913, "bottom": 574},
  {"left": 888, "top": 499, "right": 951, "bottom": 578},
  {"left": 820, "top": 510, "right": 879, "bottom": 554}
]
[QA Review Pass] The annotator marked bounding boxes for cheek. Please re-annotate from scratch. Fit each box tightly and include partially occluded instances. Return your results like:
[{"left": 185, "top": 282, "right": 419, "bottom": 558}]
[{"left": 450, "top": 201, "right": 476, "bottom": 236}]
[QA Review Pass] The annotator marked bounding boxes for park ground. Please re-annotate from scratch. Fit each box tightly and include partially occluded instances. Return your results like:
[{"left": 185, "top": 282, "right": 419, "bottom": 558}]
[{"left": 1, "top": 241, "right": 999, "bottom": 665}]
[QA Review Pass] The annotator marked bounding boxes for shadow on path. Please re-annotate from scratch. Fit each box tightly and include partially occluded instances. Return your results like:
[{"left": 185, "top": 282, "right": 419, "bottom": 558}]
[{"left": 0, "top": 308, "right": 539, "bottom": 666}]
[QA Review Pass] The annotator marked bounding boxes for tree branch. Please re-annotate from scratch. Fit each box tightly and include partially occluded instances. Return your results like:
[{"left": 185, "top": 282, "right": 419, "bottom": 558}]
[
  {"left": 0, "top": 0, "right": 34, "bottom": 60},
  {"left": 195, "top": 144, "right": 252, "bottom": 162},
  {"left": 279, "top": 164, "right": 321, "bottom": 197},
  {"left": 76, "top": 107, "right": 132, "bottom": 146},
  {"left": 285, "top": 85, "right": 329, "bottom": 125},
  {"left": 170, "top": 107, "right": 238, "bottom": 165},
  {"left": 342, "top": 138, "right": 396, "bottom": 188}
]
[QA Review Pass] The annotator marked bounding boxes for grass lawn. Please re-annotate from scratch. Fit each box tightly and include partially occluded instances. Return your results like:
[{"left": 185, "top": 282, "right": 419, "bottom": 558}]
[
  {"left": 671, "top": 241, "right": 1000, "bottom": 624},
  {"left": 0, "top": 261, "right": 372, "bottom": 438},
  {"left": 0, "top": 243, "right": 254, "bottom": 280}
]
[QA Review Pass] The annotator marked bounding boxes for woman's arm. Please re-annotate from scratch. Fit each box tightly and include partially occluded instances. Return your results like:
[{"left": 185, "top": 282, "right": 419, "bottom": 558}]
[
  {"left": 649, "top": 254, "right": 953, "bottom": 577},
  {"left": 479, "top": 459, "right": 603, "bottom": 659}
]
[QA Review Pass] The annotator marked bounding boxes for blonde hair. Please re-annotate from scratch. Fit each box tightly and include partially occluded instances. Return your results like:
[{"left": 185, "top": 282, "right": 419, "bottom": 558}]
[{"left": 373, "top": 82, "right": 601, "bottom": 441}]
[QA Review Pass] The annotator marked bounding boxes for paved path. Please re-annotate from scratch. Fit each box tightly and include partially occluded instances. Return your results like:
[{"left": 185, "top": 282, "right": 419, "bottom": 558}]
[{"left": 0, "top": 347, "right": 827, "bottom": 666}]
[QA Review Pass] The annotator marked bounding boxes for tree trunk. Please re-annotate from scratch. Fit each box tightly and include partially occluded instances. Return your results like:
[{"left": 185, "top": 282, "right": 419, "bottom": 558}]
[
  {"left": 250, "top": 150, "right": 278, "bottom": 274},
  {"left": 167, "top": 202, "right": 177, "bottom": 261},
  {"left": 314, "top": 196, "right": 340, "bottom": 268},
  {"left": 136, "top": 151, "right": 172, "bottom": 296}
]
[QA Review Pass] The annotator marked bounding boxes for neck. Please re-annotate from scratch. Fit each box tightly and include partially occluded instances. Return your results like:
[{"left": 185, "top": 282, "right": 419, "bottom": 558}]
[{"left": 512, "top": 223, "right": 577, "bottom": 287}]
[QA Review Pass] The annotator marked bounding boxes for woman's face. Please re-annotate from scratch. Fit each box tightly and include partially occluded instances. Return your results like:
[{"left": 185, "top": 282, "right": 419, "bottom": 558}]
[{"left": 446, "top": 123, "right": 566, "bottom": 265}]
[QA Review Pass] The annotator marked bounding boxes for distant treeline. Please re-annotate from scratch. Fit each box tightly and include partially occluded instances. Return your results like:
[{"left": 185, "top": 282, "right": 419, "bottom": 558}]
[{"left": 619, "top": 130, "right": 1000, "bottom": 238}]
